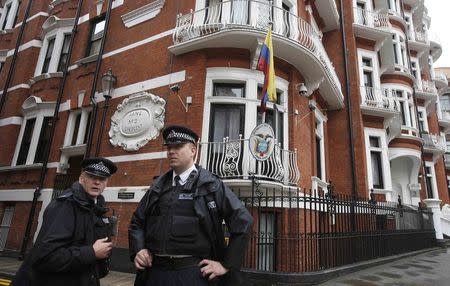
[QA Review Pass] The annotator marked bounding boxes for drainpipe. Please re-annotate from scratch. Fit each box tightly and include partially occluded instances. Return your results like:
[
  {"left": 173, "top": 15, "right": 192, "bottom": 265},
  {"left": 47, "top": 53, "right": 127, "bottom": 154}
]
[
  {"left": 0, "top": 0, "right": 34, "bottom": 116},
  {"left": 339, "top": 0, "right": 357, "bottom": 230},
  {"left": 84, "top": 0, "right": 114, "bottom": 158},
  {"left": 19, "top": 0, "right": 85, "bottom": 259},
  {"left": 401, "top": 0, "right": 430, "bottom": 200}
]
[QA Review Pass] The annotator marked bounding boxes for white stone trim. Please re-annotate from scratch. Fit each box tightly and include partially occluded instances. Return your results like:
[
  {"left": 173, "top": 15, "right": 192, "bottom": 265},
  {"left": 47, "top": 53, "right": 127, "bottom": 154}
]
[
  {"left": 102, "top": 29, "right": 173, "bottom": 59},
  {"left": 121, "top": 0, "right": 165, "bottom": 28},
  {"left": 105, "top": 151, "right": 167, "bottom": 163},
  {"left": 357, "top": 49, "right": 381, "bottom": 97},
  {"left": 14, "top": 12, "right": 49, "bottom": 28},
  {"left": 77, "top": 13, "right": 90, "bottom": 25},
  {"left": 59, "top": 99, "right": 71, "bottom": 112},
  {"left": 0, "top": 116, "right": 22, "bottom": 126},
  {"left": 364, "top": 127, "right": 392, "bottom": 199},
  {"left": 6, "top": 40, "right": 42, "bottom": 57}
]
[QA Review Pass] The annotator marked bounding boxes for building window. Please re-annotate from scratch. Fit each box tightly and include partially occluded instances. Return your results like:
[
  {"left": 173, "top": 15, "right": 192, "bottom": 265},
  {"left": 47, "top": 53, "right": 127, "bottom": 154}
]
[
  {"left": 35, "top": 18, "right": 73, "bottom": 76},
  {"left": 63, "top": 108, "right": 92, "bottom": 147},
  {"left": 257, "top": 212, "right": 276, "bottom": 271},
  {"left": 13, "top": 97, "right": 56, "bottom": 166},
  {"left": 0, "top": 0, "right": 20, "bottom": 31},
  {"left": 369, "top": 136, "right": 384, "bottom": 189},
  {"left": 394, "top": 89, "right": 415, "bottom": 128},
  {"left": 315, "top": 113, "right": 325, "bottom": 181},
  {"left": 41, "top": 37, "right": 55, "bottom": 74},
  {"left": 392, "top": 32, "right": 408, "bottom": 71},
  {"left": 417, "top": 108, "right": 428, "bottom": 133},
  {"left": 88, "top": 18, "right": 105, "bottom": 56},
  {"left": 424, "top": 163, "right": 438, "bottom": 199},
  {"left": 57, "top": 34, "right": 71, "bottom": 72},
  {"left": 365, "top": 128, "right": 391, "bottom": 192}
]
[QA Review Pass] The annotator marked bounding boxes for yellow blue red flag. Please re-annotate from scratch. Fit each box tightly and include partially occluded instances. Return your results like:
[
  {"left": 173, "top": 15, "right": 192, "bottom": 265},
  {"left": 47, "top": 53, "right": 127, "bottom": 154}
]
[{"left": 257, "top": 25, "right": 276, "bottom": 113}]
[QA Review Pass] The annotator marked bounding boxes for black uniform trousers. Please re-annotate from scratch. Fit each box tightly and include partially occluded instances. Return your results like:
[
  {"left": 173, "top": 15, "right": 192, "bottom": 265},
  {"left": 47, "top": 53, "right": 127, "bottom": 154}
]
[{"left": 145, "top": 265, "right": 208, "bottom": 286}]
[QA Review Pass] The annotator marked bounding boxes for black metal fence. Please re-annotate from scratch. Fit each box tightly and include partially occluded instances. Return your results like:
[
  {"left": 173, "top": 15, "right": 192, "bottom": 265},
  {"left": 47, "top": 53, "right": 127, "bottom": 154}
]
[{"left": 232, "top": 187, "right": 436, "bottom": 273}]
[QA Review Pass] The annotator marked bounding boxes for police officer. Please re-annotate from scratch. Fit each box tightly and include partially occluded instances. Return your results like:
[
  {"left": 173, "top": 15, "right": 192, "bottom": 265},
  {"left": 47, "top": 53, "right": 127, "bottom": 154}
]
[
  {"left": 129, "top": 125, "right": 253, "bottom": 286},
  {"left": 13, "top": 157, "right": 117, "bottom": 286}
]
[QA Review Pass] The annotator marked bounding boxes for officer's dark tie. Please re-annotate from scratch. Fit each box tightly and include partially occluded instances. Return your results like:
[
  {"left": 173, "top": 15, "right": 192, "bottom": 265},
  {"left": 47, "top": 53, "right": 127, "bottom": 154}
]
[{"left": 174, "top": 175, "right": 181, "bottom": 187}]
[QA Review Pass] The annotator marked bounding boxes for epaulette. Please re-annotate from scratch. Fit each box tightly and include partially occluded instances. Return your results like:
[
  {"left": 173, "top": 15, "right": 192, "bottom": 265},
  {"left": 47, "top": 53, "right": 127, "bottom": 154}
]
[{"left": 56, "top": 191, "right": 73, "bottom": 201}]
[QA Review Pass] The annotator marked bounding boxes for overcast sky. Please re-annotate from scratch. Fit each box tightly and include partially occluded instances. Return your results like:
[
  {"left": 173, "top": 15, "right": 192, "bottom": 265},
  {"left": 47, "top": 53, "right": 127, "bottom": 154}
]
[{"left": 426, "top": 0, "right": 450, "bottom": 67}]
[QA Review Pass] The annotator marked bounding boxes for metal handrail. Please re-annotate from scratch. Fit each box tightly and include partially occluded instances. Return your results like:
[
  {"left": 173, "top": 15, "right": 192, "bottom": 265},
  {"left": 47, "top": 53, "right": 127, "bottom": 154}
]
[
  {"left": 353, "top": 7, "right": 391, "bottom": 30},
  {"left": 360, "top": 86, "right": 400, "bottom": 111}
]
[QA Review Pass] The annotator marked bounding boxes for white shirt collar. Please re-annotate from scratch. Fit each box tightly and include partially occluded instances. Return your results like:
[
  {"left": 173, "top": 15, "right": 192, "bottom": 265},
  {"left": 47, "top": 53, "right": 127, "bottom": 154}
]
[{"left": 173, "top": 164, "right": 197, "bottom": 186}]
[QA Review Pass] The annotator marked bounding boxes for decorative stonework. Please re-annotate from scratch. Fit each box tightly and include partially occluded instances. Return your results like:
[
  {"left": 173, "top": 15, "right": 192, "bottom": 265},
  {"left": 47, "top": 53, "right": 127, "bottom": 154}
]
[
  {"left": 109, "top": 91, "right": 165, "bottom": 151},
  {"left": 121, "top": 0, "right": 165, "bottom": 28}
]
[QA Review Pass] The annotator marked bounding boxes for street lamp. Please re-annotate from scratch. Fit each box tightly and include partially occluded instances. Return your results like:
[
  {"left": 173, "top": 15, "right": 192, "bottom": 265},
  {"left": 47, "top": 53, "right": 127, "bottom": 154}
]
[
  {"left": 95, "top": 68, "right": 116, "bottom": 156},
  {"left": 101, "top": 68, "right": 117, "bottom": 100}
]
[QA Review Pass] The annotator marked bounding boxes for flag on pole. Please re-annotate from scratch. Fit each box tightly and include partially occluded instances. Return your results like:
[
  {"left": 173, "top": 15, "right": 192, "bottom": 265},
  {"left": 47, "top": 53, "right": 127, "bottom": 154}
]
[{"left": 257, "top": 25, "right": 276, "bottom": 113}]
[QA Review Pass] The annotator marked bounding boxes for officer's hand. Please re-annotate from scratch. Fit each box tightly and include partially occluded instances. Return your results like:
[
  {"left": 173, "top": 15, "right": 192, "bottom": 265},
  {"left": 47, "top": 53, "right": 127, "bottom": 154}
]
[
  {"left": 134, "top": 249, "right": 152, "bottom": 270},
  {"left": 199, "top": 259, "right": 229, "bottom": 280},
  {"left": 93, "top": 237, "right": 112, "bottom": 259}
]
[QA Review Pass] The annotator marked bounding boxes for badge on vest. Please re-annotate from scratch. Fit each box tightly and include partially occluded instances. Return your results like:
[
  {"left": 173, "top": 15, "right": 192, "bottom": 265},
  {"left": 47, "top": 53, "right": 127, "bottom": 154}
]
[
  {"left": 207, "top": 201, "right": 216, "bottom": 209},
  {"left": 178, "top": 193, "right": 194, "bottom": 200}
]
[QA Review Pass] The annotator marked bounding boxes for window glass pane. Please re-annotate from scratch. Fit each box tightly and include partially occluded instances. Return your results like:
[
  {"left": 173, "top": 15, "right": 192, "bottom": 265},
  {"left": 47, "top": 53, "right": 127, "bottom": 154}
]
[
  {"left": 0, "top": 62, "right": 3, "bottom": 74},
  {"left": 42, "top": 38, "right": 55, "bottom": 73},
  {"left": 257, "top": 212, "right": 275, "bottom": 271},
  {"left": 213, "top": 83, "right": 245, "bottom": 98},
  {"left": 369, "top": 136, "right": 380, "bottom": 148},
  {"left": 83, "top": 111, "right": 92, "bottom": 144},
  {"left": 12, "top": 1, "right": 20, "bottom": 28},
  {"left": 71, "top": 113, "right": 82, "bottom": 146},
  {"left": 363, "top": 71, "right": 373, "bottom": 87},
  {"left": 34, "top": 117, "right": 53, "bottom": 163},
  {"left": 362, "top": 58, "right": 372, "bottom": 67},
  {"left": 16, "top": 118, "right": 36, "bottom": 165},
  {"left": 210, "top": 104, "right": 244, "bottom": 141},
  {"left": 88, "top": 19, "right": 105, "bottom": 56},
  {"left": 371, "top": 151, "right": 383, "bottom": 188},
  {"left": 316, "top": 135, "right": 322, "bottom": 179},
  {"left": 57, "top": 34, "right": 71, "bottom": 72}
]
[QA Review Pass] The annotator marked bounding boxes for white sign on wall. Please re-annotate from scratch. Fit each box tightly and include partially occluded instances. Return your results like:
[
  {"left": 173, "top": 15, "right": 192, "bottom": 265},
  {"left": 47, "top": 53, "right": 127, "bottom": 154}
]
[{"left": 109, "top": 91, "right": 166, "bottom": 151}]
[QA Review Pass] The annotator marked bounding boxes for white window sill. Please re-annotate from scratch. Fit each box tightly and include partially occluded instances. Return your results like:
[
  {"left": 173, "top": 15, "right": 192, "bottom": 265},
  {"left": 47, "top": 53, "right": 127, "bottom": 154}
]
[
  {"left": 0, "top": 163, "right": 43, "bottom": 172},
  {"left": 29, "top": 72, "right": 63, "bottom": 86},
  {"left": 0, "top": 29, "right": 13, "bottom": 34},
  {"left": 60, "top": 144, "right": 86, "bottom": 156},
  {"left": 75, "top": 54, "right": 98, "bottom": 66}
]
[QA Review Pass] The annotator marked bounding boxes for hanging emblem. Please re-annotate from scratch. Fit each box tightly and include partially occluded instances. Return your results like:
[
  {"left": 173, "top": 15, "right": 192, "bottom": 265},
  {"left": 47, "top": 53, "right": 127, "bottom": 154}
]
[{"left": 249, "top": 123, "right": 275, "bottom": 161}]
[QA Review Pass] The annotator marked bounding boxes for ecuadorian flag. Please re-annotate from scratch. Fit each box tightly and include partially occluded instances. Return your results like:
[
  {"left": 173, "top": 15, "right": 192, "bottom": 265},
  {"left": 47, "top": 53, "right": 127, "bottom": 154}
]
[{"left": 257, "top": 25, "right": 276, "bottom": 113}]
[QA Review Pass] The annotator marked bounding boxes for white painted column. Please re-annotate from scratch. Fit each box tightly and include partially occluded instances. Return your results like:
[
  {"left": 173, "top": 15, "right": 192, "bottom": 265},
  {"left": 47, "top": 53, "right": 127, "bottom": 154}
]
[{"left": 424, "top": 198, "right": 443, "bottom": 240}]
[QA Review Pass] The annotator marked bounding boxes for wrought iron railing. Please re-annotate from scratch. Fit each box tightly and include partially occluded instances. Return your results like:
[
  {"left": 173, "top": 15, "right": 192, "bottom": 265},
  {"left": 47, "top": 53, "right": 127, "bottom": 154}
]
[
  {"left": 173, "top": 0, "right": 341, "bottom": 97},
  {"left": 353, "top": 7, "right": 391, "bottom": 30},
  {"left": 197, "top": 136, "right": 300, "bottom": 185},
  {"left": 422, "top": 132, "right": 446, "bottom": 152},
  {"left": 235, "top": 188, "right": 436, "bottom": 273},
  {"left": 360, "top": 86, "right": 400, "bottom": 111}
]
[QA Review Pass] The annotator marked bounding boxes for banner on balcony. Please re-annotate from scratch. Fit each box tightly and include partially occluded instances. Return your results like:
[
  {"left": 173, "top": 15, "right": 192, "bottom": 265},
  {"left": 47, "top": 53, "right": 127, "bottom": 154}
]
[{"left": 249, "top": 123, "right": 275, "bottom": 161}]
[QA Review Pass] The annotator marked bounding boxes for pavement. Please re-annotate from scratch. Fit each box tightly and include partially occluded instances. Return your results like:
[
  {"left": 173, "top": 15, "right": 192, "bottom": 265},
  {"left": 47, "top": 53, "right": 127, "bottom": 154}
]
[
  {"left": 0, "top": 248, "right": 449, "bottom": 285},
  {"left": 317, "top": 248, "right": 450, "bottom": 286},
  {"left": 0, "top": 255, "right": 134, "bottom": 286}
]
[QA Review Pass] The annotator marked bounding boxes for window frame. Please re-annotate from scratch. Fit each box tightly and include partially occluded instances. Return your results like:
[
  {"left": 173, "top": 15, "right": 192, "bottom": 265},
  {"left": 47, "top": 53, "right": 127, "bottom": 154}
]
[
  {"left": 87, "top": 16, "right": 106, "bottom": 57},
  {"left": 424, "top": 161, "right": 438, "bottom": 199},
  {"left": 358, "top": 49, "right": 381, "bottom": 100},
  {"left": 364, "top": 128, "right": 392, "bottom": 193},
  {"left": 34, "top": 25, "right": 72, "bottom": 76},
  {"left": 0, "top": 0, "right": 19, "bottom": 31},
  {"left": 12, "top": 97, "right": 56, "bottom": 166},
  {"left": 63, "top": 107, "right": 93, "bottom": 147},
  {"left": 417, "top": 106, "right": 428, "bottom": 133}
]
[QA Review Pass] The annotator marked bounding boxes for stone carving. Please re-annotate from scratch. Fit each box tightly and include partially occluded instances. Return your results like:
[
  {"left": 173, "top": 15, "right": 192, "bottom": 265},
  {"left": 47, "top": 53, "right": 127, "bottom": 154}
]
[{"left": 109, "top": 91, "right": 165, "bottom": 151}]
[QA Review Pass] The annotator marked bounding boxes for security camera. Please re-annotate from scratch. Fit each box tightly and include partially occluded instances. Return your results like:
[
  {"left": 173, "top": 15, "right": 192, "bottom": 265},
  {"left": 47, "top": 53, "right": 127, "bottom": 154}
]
[
  {"left": 297, "top": 83, "right": 308, "bottom": 97},
  {"left": 169, "top": 84, "right": 180, "bottom": 92}
]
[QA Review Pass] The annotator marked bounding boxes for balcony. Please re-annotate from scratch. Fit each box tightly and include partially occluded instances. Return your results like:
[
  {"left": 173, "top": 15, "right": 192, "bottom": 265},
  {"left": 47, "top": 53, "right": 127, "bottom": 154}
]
[
  {"left": 314, "top": 0, "right": 340, "bottom": 32},
  {"left": 429, "top": 32, "right": 442, "bottom": 61},
  {"left": 408, "top": 29, "right": 429, "bottom": 53},
  {"left": 197, "top": 136, "right": 300, "bottom": 187},
  {"left": 422, "top": 132, "right": 446, "bottom": 155},
  {"left": 170, "top": 0, "right": 344, "bottom": 110},
  {"left": 433, "top": 72, "right": 448, "bottom": 90},
  {"left": 416, "top": 80, "right": 438, "bottom": 105},
  {"left": 353, "top": 7, "right": 391, "bottom": 43},
  {"left": 360, "top": 86, "right": 400, "bottom": 118}
]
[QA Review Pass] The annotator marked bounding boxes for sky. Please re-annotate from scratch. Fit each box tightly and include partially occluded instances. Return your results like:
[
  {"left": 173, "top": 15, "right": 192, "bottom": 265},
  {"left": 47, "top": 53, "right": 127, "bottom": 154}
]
[{"left": 426, "top": 0, "right": 450, "bottom": 67}]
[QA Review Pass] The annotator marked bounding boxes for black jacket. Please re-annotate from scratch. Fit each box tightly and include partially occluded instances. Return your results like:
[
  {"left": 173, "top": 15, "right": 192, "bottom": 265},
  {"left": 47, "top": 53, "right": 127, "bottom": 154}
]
[
  {"left": 128, "top": 166, "right": 253, "bottom": 285},
  {"left": 25, "top": 182, "right": 110, "bottom": 286}
]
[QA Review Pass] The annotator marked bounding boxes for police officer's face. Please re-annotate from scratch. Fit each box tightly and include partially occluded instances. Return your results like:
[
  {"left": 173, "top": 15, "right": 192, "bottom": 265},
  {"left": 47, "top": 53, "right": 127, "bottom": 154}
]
[
  {"left": 167, "top": 143, "right": 196, "bottom": 174},
  {"left": 79, "top": 172, "right": 108, "bottom": 199}
]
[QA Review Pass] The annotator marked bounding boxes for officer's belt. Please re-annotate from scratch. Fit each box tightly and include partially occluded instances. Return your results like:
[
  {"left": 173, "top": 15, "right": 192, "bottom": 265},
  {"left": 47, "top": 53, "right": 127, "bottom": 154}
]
[{"left": 152, "top": 256, "right": 202, "bottom": 270}]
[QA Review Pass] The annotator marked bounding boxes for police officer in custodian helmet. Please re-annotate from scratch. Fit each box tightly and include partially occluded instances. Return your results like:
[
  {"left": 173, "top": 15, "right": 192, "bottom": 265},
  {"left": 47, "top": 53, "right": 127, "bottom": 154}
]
[{"left": 128, "top": 125, "right": 253, "bottom": 286}]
